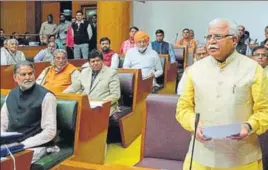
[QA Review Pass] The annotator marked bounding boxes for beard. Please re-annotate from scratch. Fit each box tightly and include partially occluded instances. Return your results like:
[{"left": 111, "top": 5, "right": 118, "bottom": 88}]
[
  {"left": 102, "top": 47, "right": 110, "bottom": 53},
  {"left": 138, "top": 47, "right": 147, "bottom": 54},
  {"left": 19, "top": 80, "right": 35, "bottom": 91},
  {"left": 60, "top": 19, "right": 65, "bottom": 23}
]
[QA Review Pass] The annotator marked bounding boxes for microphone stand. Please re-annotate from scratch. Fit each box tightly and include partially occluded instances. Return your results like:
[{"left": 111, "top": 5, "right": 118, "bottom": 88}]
[
  {"left": 175, "top": 33, "right": 178, "bottom": 44},
  {"left": 189, "top": 113, "right": 200, "bottom": 170}
]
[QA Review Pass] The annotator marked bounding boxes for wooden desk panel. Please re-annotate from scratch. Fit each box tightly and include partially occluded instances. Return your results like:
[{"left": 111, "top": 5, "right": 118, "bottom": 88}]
[
  {"left": 1, "top": 150, "right": 33, "bottom": 170},
  {"left": 54, "top": 159, "right": 159, "bottom": 170},
  {"left": 18, "top": 46, "right": 46, "bottom": 61}
]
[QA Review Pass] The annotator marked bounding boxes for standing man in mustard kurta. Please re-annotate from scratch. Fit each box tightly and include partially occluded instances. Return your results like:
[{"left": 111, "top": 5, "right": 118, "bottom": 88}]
[{"left": 176, "top": 18, "right": 268, "bottom": 170}]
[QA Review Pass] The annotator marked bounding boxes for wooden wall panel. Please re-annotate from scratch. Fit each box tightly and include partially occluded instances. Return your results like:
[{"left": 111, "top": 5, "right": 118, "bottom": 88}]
[
  {"left": 97, "top": 1, "right": 132, "bottom": 52},
  {"left": 0, "top": 1, "right": 27, "bottom": 34},
  {"left": 42, "top": 2, "right": 60, "bottom": 25},
  {"left": 72, "top": 1, "right": 97, "bottom": 17},
  {"left": 26, "top": 2, "right": 35, "bottom": 34}
]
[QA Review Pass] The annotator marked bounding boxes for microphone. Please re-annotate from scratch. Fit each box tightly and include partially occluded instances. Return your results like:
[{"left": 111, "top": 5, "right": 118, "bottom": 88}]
[
  {"left": 189, "top": 113, "right": 200, "bottom": 170},
  {"left": 175, "top": 33, "right": 179, "bottom": 44}
]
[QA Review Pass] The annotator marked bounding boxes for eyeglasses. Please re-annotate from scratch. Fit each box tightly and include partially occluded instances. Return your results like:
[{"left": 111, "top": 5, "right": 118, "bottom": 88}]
[
  {"left": 204, "top": 34, "right": 233, "bottom": 41},
  {"left": 253, "top": 53, "right": 268, "bottom": 57}
]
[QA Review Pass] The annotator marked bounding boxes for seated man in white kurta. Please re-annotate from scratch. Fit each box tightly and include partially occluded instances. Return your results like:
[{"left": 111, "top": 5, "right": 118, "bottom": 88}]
[{"left": 123, "top": 31, "right": 163, "bottom": 91}]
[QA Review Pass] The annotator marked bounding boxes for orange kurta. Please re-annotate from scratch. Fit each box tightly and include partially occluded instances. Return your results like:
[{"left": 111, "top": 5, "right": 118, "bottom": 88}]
[
  {"left": 176, "top": 39, "right": 197, "bottom": 53},
  {"left": 43, "top": 63, "right": 77, "bottom": 93}
]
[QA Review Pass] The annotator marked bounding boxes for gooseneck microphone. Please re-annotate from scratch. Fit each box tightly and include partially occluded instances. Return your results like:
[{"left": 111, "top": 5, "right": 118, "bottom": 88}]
[
  {"left": 175, "top": 33, "right": 179, "bottom": 44},
  {"left": 189, "top": 113, "right": 200, "bottom": 170}
]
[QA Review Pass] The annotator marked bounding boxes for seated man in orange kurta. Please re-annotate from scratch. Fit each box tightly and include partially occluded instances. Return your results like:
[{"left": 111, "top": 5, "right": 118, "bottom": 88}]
[
  {"left": 36, "top": 49, "right": 80, "bottom": 93},
  {"left": 176, "top": 28, "right": 197, "bottom": 53}
]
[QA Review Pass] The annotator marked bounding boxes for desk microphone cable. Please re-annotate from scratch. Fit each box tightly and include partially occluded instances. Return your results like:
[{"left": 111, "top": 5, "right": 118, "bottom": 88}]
[{"left": 4, "top": 144, "right": 16, "bottom": 170}]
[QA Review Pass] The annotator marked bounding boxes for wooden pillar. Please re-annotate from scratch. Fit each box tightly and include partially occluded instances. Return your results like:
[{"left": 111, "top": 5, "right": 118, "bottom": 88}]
[{"left": 97, "top": 1, "right": 132, "bottom": 52}]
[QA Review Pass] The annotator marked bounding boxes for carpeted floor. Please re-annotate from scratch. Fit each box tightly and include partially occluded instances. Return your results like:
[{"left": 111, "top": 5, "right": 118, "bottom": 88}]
[{"left": 104, "top": 135, "right": 141, "bottom": 166}]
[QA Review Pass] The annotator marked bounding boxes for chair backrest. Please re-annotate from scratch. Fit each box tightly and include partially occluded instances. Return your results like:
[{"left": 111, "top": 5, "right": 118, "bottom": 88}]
[
  {"left": 118, "top": 72, "right": 135, "bottom": 107},
  {"left": 56, "top": 100, "right": 78, "bottom": 144},
  {"left": 143, "top": 94, "right": 191, "bottom": 161},
  {"left": 174, "top": 47, "right": 185, "bottom": 62},
  {"left": 118, "top": 56, "right": 125, "bottom": 68}
]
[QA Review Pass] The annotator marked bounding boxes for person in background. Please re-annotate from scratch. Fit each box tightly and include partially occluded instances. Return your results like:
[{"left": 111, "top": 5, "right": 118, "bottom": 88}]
[
  {"left": 50, "top": 13, "right": 71, "bottom": 49},
  {"left": 151, "top": 29, "right": 176, "bottom": 63},
  {"left": 177, "top": 18, "right": 268, "bottom": 170},
  {"left": 89, "top": 14, "right": 97, "bottom": 52},
  {"left": 39, "top": 14, "right": 57, "bottom": 45},
  {"left": 177, "top": 43, "right": 208, "bottom": 95},
  {"left": 0, "top": 28, "right": 5, "bottom": 47},
  {"left": 99, "top": 37, "right": 119, "bottom": 68},
  {"left": 34, "top": 42, "right": 57, "bottom": 62},
  {"left": 1, "top": 61, "right": 57, "bottom": 162},
  {"left": 36, "top": 49, "right": 80, "bottom": 93},
  {"left": 1, "top": 39, "right": 26, "bottom": 65},
  {"left": 189, "top": 29, "right": 198, "bottom": 44},
  {"left": 123, "top": 31, "right": 163, "bottom": 91},
  {"left": 66, "top": 23, "right": 74, "bottom": 59},
  {"left": 176, "top": 28, "right": 197, "bottom": 53},
  {"left": 236, "top": 25, "right": 251, "bottom": 55},
  {"left": 71, "top": 10, "right": 93, "bottom": 59},
  {"left": 261, "top": 26, "right": 268, "bottom": 46},
  {"left": 19, "top": 32, "right": 31, "bottom": 46},
  {"left": 251, "top": 46, "right": 268, "bottom": 76},
  {"left": 263, "top": 38, "right": 268, "bottom": 49},
  {"left": 120, "top": 26, "right": 139, "bottom": 55}
]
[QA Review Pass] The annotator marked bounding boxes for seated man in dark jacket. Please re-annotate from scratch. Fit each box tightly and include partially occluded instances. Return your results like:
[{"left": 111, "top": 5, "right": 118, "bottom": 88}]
[{"left": 1, "top": 61, "right": 57, "bottom": 162}]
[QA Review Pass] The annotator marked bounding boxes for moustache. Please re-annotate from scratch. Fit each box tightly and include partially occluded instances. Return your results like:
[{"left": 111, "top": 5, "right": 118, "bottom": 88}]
[
  {"left": 23, "top": 80, "right": 33, "bottom": 84},
  {"left": 208, "top": 45, "right": 219, "bottom": 50}
]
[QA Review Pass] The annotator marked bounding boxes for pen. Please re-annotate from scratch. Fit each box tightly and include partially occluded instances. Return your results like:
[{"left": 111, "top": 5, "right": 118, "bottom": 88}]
[{"left": 233, "top": 85, "right": 236, "bottom": 94}]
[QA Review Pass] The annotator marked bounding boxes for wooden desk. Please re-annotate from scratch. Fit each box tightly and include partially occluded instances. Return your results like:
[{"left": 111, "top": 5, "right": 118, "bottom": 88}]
[
  {"left": 1, "top": 150, "right": 33, "bottom": 170},
  {"left": 53, "top": 159, "right": 159, "bottom": 170},
  {"left": 18, "top": 46, "right": 46, "bottom": 61}
]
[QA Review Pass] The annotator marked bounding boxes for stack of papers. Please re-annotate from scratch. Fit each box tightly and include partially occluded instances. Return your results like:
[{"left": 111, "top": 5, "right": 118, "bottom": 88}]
[
  {"left": 203, "top": 123, "right": 242, "bottom": 139},
  {"left": 1, "top": 132, "right": 24, "bottom": 145},
  {"left": 1, "top": 132, "right": 23, "bottom": 137},
  {"left": 89, "top": 101, "right": 105, "bottom": 109}
]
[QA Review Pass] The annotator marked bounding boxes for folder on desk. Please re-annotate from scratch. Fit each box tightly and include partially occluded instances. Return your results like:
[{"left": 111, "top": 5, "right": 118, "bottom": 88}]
[
  {"left": 203, "top": 123, "right": 242, "bottom": 139},
  {"left": 0, "top": 143, "right": 25, "bottom": 157}
]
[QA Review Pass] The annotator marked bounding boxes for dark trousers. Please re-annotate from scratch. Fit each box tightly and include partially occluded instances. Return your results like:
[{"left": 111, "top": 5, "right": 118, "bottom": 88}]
[{"left": 66, "top": 46, "right": 74, "bottom": 59}]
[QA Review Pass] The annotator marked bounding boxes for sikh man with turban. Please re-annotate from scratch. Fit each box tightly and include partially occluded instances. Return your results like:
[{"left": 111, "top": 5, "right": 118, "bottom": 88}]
[
  {"left": 123, "top": 31, "right": 163, "bottom": 90},
  {"left": 177, "top": 18, "right": 268, "bottom": 170}
]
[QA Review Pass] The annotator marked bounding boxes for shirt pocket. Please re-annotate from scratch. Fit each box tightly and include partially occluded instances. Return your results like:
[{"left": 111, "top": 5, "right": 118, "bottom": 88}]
[{"left": 234, "top": 86, "right": 250, "bottom": 105}]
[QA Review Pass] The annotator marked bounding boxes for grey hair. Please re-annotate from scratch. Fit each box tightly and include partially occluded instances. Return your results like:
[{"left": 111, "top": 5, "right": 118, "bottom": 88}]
[
  {"left": 3, "top": 39, "right": 8, "bottom": 45},
  {"left": 196, "top": 43, "right": 206, "bottom": 49},
  {"left": 194, "top": 43, "right": 207, "bottom": 54},
  {"left": 208, "top": 18, "right": 239, "bottom": 36},
  {"left": 53, "top": 49, "right": 67, "bottom": 58},
  {"left": 14, "top": 61, "right": 35, "bottom": 74},
  {"left": 7, "top": 38, "right": 19, "bottom": 45}
]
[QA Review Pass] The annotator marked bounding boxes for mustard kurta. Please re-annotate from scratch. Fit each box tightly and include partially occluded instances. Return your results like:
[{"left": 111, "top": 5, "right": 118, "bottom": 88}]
[{"left": 176, "top": 51, "right": 268, "bottom": 169}]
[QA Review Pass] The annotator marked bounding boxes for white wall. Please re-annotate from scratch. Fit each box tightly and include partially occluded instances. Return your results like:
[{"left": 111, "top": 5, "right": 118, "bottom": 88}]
[{"left": 133, "top": 1, "right": 268, "bottom": 44}]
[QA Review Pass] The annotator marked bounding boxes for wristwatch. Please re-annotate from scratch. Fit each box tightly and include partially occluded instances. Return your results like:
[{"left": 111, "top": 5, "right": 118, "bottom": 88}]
[{"left": 244, "top": 122, "right": 252, "bottom": 133}]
